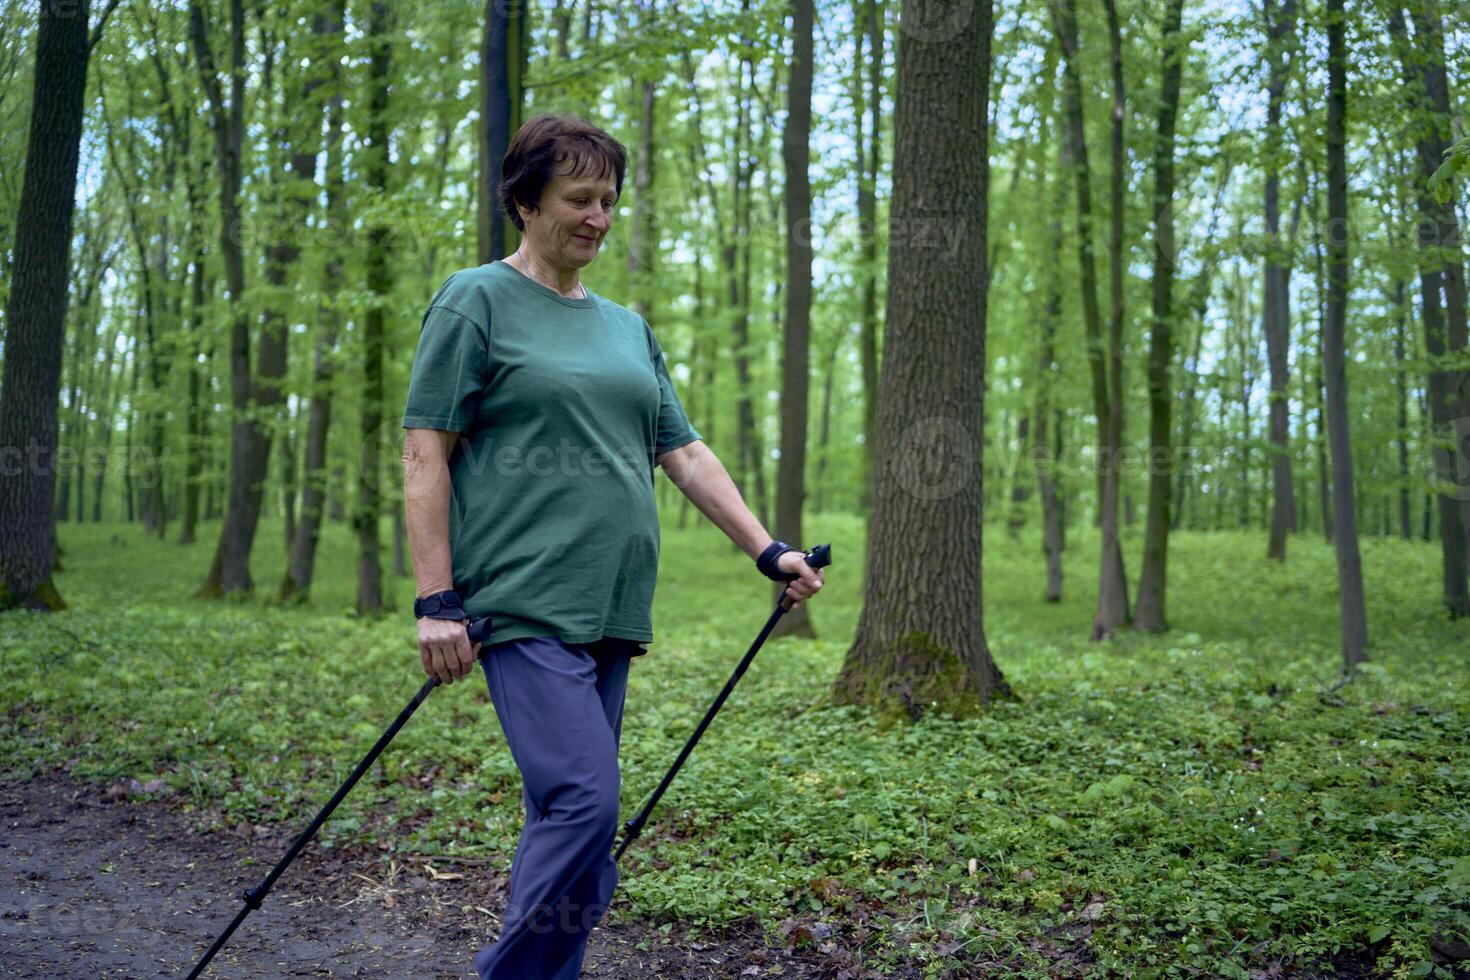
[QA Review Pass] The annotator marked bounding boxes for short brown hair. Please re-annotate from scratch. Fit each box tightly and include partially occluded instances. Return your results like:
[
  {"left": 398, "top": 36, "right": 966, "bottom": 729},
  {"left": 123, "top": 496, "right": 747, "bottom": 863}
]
[{"left": 499, "top": 114, "right": 627, "bottom": 232}]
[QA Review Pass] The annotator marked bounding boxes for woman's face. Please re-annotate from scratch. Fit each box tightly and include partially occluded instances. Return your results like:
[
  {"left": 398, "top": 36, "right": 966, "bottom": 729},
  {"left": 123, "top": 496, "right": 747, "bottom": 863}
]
[{"left": 518, "top": 165, "right": 618, "bottom": 270}]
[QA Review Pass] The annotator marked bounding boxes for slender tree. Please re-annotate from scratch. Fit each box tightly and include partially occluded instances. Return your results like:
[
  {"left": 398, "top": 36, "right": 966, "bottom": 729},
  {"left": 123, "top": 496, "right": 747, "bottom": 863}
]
[
  {"left": 1262, "top": 0, "right": 1302, "bottom": 561},
  {"left": 773, "top": 0, "right": 815, "bottom": 637},
  {"left": 357, "top": 0, "right": 393, "bottom": 615},
  {"left": 284, "top": 1, "right": 347, "bottom": 601},
  {"left": 1135, "top": 0, "right": 1187, "bottom": 631},
  {"left": 479, "top": 0, "right": 528, "bottom": 263},
  {"left": 1050, "top": 0, "right": 1128, "bottom": 638},
  {"left": 191, "top": 0, "right": 262, "bottom": 596},
  {"left": 855, "top": 0, "right": 883, "bottom": 513},
  {"left": 1386, "top": 0, "right": 1469, "bottom": 616},
  {"left": 1322, "top": 0, "right": 1368, "bottom": 666}
]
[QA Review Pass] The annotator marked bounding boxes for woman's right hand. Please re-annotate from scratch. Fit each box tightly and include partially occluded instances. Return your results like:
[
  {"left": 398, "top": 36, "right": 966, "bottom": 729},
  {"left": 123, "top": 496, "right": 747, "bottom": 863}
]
[{"left": 419, "top": 617, "right": 482, "bottom": 684}]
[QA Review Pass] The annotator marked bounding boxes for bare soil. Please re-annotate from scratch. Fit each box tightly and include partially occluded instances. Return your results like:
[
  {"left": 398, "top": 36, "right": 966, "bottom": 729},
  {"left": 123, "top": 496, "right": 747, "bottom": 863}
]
[{"left": 0, "top": 774, "right": 870, "bottom": 979}]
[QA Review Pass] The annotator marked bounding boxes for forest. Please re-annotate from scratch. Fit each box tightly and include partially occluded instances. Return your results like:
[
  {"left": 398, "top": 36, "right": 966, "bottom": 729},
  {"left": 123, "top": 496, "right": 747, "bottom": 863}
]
[{"left": 0, "top": 0, "right": 1467, "bottom": 976}]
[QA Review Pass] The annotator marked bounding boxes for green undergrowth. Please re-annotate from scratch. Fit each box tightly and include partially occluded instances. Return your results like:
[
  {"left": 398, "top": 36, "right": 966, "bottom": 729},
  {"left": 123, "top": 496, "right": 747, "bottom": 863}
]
[{"left": 1, "top": 514, "right": 1466, "bottom": 977}]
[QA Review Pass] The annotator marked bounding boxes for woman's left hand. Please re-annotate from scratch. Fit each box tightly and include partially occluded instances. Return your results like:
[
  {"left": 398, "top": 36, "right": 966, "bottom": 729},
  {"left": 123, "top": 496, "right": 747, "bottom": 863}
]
[{"left": 776, "top": 550, "right": 825, "bottom": 605}]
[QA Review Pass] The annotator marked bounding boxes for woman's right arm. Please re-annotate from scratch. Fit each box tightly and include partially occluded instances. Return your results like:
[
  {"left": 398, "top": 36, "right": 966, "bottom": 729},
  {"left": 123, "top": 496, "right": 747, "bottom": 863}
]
[{"left": 402, "top": 427, "right": 479, "bottom": 683}]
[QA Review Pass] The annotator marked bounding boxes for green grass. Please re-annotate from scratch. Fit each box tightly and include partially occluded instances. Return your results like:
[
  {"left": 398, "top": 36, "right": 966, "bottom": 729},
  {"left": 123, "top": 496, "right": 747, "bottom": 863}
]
[{"left": 2, "top": 513, "right": 1467, "bottom": 977}]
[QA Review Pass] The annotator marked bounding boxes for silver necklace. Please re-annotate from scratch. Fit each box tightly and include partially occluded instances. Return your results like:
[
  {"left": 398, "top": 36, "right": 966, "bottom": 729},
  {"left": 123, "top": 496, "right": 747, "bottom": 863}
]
[{"left": 508, "top": 251, "right": 586, "bottom": 299}]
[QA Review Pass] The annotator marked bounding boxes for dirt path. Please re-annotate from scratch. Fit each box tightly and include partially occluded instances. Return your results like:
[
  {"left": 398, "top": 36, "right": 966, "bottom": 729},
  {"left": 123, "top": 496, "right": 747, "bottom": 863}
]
[{"left": 0, "top": 775, "right": 867, "bottom": 979}]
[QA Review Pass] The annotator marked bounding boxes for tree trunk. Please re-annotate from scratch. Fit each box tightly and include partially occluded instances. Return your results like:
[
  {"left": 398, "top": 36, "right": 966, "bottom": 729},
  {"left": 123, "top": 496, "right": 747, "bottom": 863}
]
[
  {"left": 478, "top": 0, "right": 527, "bottom": 263},
  {"left": 1134, "top": 0, "right": 1185, "bottom": 631},
  {"left": 1387, "top": 0, "right": 1470, "bottom": 616},
  {"left": 675, "top": 48, "right": 718, "bottom": 532},
  {"left": 1262, "top": 0, "right": 1300, "bottom": 561},
  {"left": 1007, "top": 413, "right": 1031, "bottom": 538},
  {"left": 180, "top": 241, "right": 207, "bottom": 544},
  {"left": 1171, "top": 169, "right": 1231, "bottom": 532},
  {"left": 813, "top": 336, "right": 839, "bottom": 513},
  {"left": 856, "top": 0, "right": 883, "bottom": 514},
  {"left": 92, "top": 326, "right": 126, "bottom": 524},
  {"left": 1037, "top": 144, "right": 1066, "bottom": 602},
  {"left": 1322, "top": 0, "right": 1368, "bottom": 667},
  {"left": 0, "top": 0, "right": 92, "bottom": 610},
  {"left": 773, "top": 0, "right": 815, "bottom": 638},
  {"left": 283, "top": 2, "right": 346, "bottom": 600},
  {"left": 725, "top": 26, "right": 768, "bottom": 529},
  {"left": 1393, "top": 267, "right": 1413, "bottom": 540},
  {"left": 628, "top": 64, "right": 655, "bottom": 320},
  {"left": 1051, "top": 0, "right": 1128, "bottom": 638},
  {"left": 1309, "top": 168, "right": 1333, "bottom": 543},
  {"left": 357, "top": 0, "right": 393, "bottom": 616},
  {"left": 191, "top": 0, "right": 260, "bottom": 596},
  {"left": 832, "top": 0, "right": 1010, "bottom": 721}
]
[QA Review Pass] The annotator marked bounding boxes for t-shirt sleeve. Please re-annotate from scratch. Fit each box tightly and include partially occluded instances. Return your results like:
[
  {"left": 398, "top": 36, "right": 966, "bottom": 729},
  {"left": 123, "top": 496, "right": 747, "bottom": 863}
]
[
  {"left": 644, "top": 320, "right": 702, "bottom": 456},
  {"left": 402, "top": 285, "right": 491, "bottom": 434}
]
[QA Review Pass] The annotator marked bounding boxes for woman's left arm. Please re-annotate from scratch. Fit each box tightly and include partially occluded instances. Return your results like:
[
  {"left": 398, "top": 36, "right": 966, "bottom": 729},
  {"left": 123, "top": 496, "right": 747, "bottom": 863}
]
[{"left": 656, "top": 439, "right": 824, "bottom": 601}]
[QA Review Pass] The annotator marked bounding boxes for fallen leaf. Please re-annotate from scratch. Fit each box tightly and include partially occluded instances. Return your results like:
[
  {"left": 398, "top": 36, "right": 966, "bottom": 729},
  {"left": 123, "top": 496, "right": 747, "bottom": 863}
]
[{"left": 423, "top": 863, "right": 464, "bottom": 881}]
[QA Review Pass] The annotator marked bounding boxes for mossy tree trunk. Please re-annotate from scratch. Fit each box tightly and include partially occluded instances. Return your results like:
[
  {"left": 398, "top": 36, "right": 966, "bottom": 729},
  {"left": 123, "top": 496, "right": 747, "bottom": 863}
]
[{"left": 831, "top": 0, "right": 1010, "bottom": 722}]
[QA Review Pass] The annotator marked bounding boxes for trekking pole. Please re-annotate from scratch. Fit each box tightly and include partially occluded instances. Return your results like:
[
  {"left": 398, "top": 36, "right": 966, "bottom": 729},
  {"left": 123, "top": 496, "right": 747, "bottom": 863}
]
[
  {"left": 182, "top": 616, "right": 494, "bottom": 979},
  {"left": 613, "top": 543, "right": 831, "bottom": 862}
]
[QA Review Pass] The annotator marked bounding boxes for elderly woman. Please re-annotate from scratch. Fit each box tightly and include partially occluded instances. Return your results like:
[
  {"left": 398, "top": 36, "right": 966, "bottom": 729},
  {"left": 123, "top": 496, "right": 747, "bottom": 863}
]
[{"left": 400, "top": 113, "right": 825, "bottom": 980}]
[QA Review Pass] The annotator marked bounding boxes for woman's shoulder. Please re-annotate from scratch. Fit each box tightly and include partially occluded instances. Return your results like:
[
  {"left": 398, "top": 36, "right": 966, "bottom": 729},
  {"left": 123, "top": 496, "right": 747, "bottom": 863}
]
[{"left": 425, "top": 263, "right": 505, "bottom": 326}]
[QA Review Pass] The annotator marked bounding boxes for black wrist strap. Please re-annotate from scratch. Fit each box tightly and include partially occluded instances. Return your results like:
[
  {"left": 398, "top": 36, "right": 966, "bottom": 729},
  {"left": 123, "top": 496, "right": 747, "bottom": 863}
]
[
  {"left": 756, "top": 540, "right": 799, "bottom": 582},
  {"left": 415, "top": 590, "right": 467, "bottom": 620}
]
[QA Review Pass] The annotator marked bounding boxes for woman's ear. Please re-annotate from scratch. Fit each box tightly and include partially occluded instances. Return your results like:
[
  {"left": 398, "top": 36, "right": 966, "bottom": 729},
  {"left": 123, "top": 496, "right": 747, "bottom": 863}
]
[{"left": 513, "top": 195, "right": 537, "bottom": 227}]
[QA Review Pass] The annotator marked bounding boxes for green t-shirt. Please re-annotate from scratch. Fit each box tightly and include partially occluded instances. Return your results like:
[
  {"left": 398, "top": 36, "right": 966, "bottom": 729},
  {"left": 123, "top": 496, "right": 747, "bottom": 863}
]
[{"left": 401, "top": 260, "right": 701, "bottom": 653}]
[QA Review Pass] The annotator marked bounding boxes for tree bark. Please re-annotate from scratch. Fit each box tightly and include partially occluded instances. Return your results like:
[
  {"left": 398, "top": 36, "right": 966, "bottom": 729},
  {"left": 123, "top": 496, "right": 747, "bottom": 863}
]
[
  {"left": 1050, "top": 0, "right": 1128, "bottom": 638},
  {"left": 479, "top": 0, "right": 527, "bottom": 263},
  {"left": 1308, "top": 166, "right": 1333, "bottom": 542},
  {"left": 1322, "top": 0, "right": 1368, "bottom": 667},
  {"left": 1037, "top": 139, "right": 1066, "bottom": 602},
  {"left": 724, "top": 21, "right": 768, "bottom": 530},
  {"left": 1262, "top": 0, "right": 1300, "bottom": 561},
  {"left": 0, "top": 0, "right": 92, "bottom": 611},
  {"left": 856, "top": 0, "right": 883, "bottom": 514},
  {"left": 180, "top": 239, "right": 207, "bottom": 544},
  {"left": 357, "top": 0, "right": 393, "bottom": 616},
  {"left": 628, "top": 57, "right": 655, "bottom": 320},
  {"left": 1387, "top": 0, "right": 1470, "bottom": 616},
  {"left": 773, "top": 0, "right": 815, "bottom": 638},
  {"left": 1134, "top": 0, "right": 1185, "bottom": 631},
  {"left": 832, "top": 0, "right": 1010, "bottom": 721},
  {"left": 191, "top": 0, "right": 259, "bottom": 596},
  {"left": 283, "top": 1, "right": 346, "bottom": 600}
]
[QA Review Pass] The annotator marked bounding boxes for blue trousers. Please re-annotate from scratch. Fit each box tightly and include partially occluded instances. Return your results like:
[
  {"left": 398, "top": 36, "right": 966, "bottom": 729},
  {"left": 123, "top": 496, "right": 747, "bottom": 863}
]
[{"left": 473, "top": 635, "right": 636, "bottom": 980}]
